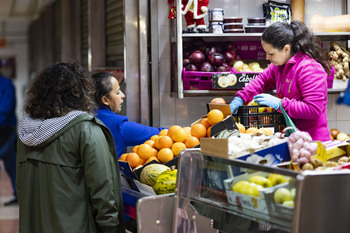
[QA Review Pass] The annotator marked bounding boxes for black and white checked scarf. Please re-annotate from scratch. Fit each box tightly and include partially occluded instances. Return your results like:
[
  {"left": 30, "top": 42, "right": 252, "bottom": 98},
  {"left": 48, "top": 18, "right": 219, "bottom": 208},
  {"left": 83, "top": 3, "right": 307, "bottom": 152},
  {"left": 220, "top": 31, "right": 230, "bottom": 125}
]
[{"left": 18, "top": 111, "right": 88, "bottom": 146}]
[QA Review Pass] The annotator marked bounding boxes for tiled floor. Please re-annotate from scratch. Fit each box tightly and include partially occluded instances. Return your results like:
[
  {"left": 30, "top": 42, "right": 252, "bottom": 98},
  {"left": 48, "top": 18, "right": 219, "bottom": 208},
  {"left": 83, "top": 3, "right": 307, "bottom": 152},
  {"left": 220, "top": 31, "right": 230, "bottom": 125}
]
[{"left": 0, "top": 161, "right": 19, "bottom": 233}]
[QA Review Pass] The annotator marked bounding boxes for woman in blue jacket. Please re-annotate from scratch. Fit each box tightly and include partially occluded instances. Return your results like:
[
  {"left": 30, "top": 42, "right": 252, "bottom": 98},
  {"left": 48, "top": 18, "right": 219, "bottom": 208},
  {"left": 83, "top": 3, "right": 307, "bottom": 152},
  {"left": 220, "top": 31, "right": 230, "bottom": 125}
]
[{"left": 92, "top": 72, "right": 165, "bottom": 158}]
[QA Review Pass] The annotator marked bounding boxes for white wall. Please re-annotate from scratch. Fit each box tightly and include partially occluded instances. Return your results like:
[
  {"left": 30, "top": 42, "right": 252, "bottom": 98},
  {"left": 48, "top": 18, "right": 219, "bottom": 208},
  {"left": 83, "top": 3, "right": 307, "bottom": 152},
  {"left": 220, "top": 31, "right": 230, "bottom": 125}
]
[{"left": 157, "top": 0, "right": 350, "bottom": 134}]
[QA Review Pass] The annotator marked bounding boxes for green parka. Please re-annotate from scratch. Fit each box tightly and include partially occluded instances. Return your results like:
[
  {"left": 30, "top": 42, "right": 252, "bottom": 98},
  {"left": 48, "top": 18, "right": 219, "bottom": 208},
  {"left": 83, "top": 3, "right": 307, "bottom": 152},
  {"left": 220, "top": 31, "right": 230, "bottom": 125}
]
[{"left": 16, "top": 113, "right": 125, "bottom": 233}]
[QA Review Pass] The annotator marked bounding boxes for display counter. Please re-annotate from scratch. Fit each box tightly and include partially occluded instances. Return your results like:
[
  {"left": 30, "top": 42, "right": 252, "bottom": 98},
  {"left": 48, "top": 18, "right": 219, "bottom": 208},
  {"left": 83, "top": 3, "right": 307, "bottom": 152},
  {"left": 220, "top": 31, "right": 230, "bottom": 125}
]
[{"left": 172, "top": 148, "right": 350, "bottom": 233}]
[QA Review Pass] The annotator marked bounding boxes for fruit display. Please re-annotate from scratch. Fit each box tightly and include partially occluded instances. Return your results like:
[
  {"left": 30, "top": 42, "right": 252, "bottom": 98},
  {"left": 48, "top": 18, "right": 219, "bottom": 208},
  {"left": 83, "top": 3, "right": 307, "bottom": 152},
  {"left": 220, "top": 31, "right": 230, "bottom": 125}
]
[
  {"left": 273, "top": 187, "right": 296, "bottom": 208},
  {"left": 119, "top": 108, "right": 226, "bottom": 169},
  {"left": 153, "top": 169, "right": 178, "bottom": 195},
  {"left": 140, "top": 164, "right": 171, "bottom": 187}
]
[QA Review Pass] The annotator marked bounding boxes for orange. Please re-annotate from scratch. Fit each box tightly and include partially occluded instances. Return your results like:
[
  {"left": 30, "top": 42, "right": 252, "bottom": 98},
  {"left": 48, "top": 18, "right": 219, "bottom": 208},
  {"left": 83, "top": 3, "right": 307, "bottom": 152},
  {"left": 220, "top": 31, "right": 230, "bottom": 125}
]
[
  {"left": 246, "top": 127, "right": 258, "bottom": 134},
  {"left": 171, "top": 142, "right": 186, "bottom": 156},
  {"left": 158, "top": 129, "right": 168, "bottom": 136},
  {"left": 137, "top": 143, "right": 156, "bottom": 160},
  {"left": 119, "top": 153, "right": 128, "bottom": 161},
  {"left": 155, "top": 135, "right": 173, "bottom": 150},
  {"left": 139, "top": 157, "right": 146, "bottom": 165},
  {"left": 126, "top": 152, "right": 141, "bottom": 168},
  {"left": 191, "top": 123, "right": 207, "bottom": 138},
  {"left": 185, "top": 136, "right": 200, "bottom": 148},
  {"left": 200, "top": 118, "right": 211, "bottom": 129},
  {"left": 150, "top": 135, "right": 158, "bottom": 141},
  {"left": 236, "top": 123, "right": 246, "bottom": 133},
  {"left": 167, "top": 125, "right": 182, "bottom": 138},
  {"left": 183, "top": 126, "right": 192, "bottom": 137},
  {"left": 207, "top": 109, "right": 224, "bottom": 126},
  {"left": 131, "top": 145, "right": 139, "bottom": 153},
  {"left": 145, "top": 156, "right": 160, "bottom": 164},
  {"left": 157, "top": 148, "right": 174, "bottom": 163},
  {"left": 172, "top": 127, "right": 188, "bottom": 142},
  {"left": 207, "top": 126, "right": 212, "bottom": 137},
  {"left": 144, "top": 139, "right": 156, "bottom": 148}
]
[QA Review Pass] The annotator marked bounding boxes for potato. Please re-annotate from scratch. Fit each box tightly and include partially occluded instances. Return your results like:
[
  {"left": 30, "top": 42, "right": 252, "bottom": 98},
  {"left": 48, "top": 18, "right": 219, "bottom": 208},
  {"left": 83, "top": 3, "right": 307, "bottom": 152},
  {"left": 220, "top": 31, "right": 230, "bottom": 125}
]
[
  {"left": 310, "top": 156, "right": 323, "bottom": 168},
  {"left": 302, "top": 163, "right": 314, "bottom": 171}
]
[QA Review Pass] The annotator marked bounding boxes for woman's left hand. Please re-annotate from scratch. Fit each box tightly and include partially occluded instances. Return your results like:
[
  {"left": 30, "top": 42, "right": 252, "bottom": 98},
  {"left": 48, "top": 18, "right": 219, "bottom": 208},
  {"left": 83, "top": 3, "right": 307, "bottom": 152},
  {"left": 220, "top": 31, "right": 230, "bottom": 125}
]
[{"left": 253, "top": 94, "right": 281, "bottom": 110}]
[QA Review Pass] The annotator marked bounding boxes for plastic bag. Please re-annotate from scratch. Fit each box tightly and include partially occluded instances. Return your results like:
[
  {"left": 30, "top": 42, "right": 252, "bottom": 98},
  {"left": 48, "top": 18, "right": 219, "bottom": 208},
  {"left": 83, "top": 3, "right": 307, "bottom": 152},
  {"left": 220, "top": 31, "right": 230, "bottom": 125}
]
[
  {"left": 263, "top": 1, "right": 292, "bottom": 26},
  {"left": 279, "top": 102, "right": 297, "bottom": 136}
]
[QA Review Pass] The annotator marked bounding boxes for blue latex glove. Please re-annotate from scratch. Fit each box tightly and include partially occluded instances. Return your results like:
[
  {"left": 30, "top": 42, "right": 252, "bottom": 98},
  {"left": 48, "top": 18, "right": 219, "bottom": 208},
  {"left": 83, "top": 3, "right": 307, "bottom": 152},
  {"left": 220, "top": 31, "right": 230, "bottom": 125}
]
[
  {"left": 230, "top": 97, "right": 244, "bottom": 114},
  {"left": 253, "top": 94, "right": 281, "bottom": 110}
]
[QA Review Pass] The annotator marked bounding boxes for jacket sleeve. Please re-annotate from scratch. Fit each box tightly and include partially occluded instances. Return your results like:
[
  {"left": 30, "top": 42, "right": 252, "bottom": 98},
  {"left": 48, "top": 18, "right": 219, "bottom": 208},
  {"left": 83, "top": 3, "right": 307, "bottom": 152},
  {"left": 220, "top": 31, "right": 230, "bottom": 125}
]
[
  {"left": 119, "top": 119, "right": 165, "bottom": 147},
  {"left": 281, "top": 61, "right": 327, "bottom": 119},
  {"left": 0, "top": 78, "right": 16, "bottom": 125},
  {"left": 235, "top": 66, "right": 276, "bottom": 103},
  {"left": 80, "top": 123, "right": 123, "bottom": 233}
]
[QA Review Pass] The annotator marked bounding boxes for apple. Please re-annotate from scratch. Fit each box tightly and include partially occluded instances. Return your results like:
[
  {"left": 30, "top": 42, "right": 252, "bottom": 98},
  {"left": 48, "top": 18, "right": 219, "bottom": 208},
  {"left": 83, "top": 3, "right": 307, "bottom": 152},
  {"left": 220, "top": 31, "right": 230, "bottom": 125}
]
[
  {"left": 268, "top": 173, "right": 289, "bottom": 186},
  {"left": 282, "top": 200, "right": 294, "bottom": 208},
  {"left": 247, "top": 99, "right": 265, "bottom": 113},
  {"left": 274, "top": 187, "right": 292, "bottom": 204},
  {"left": 245, "top": 183, "right": 263, "bottom": 197},
  {"left": 290, "top": 188, "right": 296, "bottom": 200},
  {"left": 211, "top": 97, "right": 226, "bottom": 104},
  {"left": 232, "top": 180, "right": 250, "bottom": 193},
  {"left": 249, "top": 176, "right": 272, "bottom": 188}
]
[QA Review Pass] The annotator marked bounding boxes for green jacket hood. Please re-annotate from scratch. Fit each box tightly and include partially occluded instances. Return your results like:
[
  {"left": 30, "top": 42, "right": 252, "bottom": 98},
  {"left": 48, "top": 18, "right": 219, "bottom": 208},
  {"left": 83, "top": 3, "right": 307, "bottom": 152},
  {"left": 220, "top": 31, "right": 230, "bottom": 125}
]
[{"left": 18, "top": 111, "right": 98, "bottom": 147}]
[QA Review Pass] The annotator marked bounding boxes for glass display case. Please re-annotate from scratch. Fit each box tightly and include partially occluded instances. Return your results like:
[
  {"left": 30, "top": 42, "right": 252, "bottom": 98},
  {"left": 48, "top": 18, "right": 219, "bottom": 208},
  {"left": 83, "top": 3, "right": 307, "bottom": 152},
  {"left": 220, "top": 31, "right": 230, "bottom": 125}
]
[{"left": 173, "top": 148, "right": 350, "bottom": 233}]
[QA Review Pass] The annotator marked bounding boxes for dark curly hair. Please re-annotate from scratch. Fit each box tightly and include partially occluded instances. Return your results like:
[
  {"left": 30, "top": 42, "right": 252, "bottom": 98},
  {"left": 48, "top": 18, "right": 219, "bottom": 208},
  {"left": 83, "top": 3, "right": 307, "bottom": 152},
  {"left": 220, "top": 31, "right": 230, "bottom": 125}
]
[
  {"left": 262, "top": 20, "right": 330, "bottom": 74},
  {"left": 24, "top": 62, "right": 97, "bottom": 119}
]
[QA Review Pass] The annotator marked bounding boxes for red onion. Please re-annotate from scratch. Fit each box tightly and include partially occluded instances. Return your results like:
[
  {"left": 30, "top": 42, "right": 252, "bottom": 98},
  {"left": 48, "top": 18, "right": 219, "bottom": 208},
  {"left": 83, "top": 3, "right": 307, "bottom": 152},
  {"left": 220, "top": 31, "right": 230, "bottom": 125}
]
[
  {"left": 189, "top": 50, "right": 206, "bottom": 65},
  {"left": 200, "top": 62, "right": 214, "bottom": 72},
  {"left": 208, "top": 53, "right": 225, "bottom": 66}
]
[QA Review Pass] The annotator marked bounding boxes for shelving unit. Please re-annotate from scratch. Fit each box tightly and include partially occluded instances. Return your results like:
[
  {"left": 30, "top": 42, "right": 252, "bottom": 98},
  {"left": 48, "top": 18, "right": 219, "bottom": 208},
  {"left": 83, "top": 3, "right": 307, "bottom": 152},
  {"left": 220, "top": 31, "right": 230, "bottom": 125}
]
[{"left": 174, "top": 0, "right": 350, "bottom": 98}]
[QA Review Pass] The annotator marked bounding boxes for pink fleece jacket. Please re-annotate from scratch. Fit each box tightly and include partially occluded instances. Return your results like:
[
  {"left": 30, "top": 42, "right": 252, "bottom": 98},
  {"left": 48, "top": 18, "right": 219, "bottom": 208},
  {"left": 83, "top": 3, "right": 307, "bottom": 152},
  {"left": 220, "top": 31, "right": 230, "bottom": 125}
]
[{"left": 236, "top": 53, "right": 330, "bottom": 141}]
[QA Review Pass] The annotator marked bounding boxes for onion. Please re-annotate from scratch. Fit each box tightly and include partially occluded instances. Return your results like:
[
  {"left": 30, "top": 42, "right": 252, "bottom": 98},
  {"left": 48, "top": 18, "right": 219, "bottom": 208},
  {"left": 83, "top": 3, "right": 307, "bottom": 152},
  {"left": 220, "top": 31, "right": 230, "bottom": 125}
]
[
  {"left": 206, "top": 46, "right": 219, "bottom": 58},
  {"left": 185, "top": 64, "right": 198, "bottom": 71},
  {"left": 208, "top": 53, "right": 225, "bottom": 66},
  {"left": 189, "top": 50, "right": 206, "bottom": 65},
  {"left": 224, "top": 50, "right": 236, "bottom": 65},
  {"left": 330, "top": 128, "right": 340, "bottom": 139},
  {"left": 200, "top": 62, "right": 214, "bottom": 72},
  {"left": 222, "top": 62, "right": 231, "bottom": 71},
  {"left": 216, "top": 65, "right": 228, "bottom": 72},
  {"left": 183, "top": 58, "right": 191, "bottom": 67}
]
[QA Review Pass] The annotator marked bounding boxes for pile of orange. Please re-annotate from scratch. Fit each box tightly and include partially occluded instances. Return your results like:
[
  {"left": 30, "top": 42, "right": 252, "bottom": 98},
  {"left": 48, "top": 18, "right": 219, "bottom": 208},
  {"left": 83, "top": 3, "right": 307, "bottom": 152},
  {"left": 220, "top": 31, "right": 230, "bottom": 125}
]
[{"left": 120, "top": 109, "right": 225, "bottom": 170}]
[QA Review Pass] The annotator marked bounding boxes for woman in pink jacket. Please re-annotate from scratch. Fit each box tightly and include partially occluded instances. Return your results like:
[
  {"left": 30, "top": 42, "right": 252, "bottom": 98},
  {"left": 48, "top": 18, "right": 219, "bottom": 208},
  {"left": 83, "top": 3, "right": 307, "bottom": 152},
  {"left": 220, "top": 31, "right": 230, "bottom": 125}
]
[{"left": 230, "top": 20, "right": 331, "bottom": 141}]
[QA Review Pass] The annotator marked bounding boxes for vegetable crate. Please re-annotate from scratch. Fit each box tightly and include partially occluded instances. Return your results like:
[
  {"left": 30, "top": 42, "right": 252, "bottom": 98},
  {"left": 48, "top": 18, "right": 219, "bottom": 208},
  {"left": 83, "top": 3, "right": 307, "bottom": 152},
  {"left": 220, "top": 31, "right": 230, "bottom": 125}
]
[
  {"left": 182, "top": 68, "right": 234, "bottom": 90},
  {"left": 233, "top": 105, "right": 286, "bottom": 133}
]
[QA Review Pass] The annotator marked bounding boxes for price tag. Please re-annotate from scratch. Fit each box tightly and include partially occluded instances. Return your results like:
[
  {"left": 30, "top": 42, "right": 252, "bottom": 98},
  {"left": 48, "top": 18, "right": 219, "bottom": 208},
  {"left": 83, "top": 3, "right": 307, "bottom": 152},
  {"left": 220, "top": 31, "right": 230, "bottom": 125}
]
[{"left": 316, "top": 141, "right": 327, "bottom": 163}]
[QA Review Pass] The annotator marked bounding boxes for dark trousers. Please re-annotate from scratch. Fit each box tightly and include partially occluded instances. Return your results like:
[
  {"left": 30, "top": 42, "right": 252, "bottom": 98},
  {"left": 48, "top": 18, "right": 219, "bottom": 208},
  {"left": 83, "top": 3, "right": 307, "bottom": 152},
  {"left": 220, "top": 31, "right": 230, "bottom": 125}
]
[{"left": 0, "top": 126, "right": 17, "bottom": 198}]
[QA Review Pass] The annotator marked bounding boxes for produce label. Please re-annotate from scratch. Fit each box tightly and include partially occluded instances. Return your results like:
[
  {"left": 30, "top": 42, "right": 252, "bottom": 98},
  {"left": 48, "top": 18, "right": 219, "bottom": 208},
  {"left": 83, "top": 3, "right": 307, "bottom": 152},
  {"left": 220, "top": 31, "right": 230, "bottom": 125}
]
[{"left": 212, "top": 72, "right": 259, "bottom": 89}]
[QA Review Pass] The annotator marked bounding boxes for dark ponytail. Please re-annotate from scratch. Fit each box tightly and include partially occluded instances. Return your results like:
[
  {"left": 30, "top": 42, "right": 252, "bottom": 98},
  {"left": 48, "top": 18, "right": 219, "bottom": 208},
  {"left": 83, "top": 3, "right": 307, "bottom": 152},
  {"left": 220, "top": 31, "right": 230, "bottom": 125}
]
[{"left": 262, "top": 20, "right": 330, "bottom": 74}]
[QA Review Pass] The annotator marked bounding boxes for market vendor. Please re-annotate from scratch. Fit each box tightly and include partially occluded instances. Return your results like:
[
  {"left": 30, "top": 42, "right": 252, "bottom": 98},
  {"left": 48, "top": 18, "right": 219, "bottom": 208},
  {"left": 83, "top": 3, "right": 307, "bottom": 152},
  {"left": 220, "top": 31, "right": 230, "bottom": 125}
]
[
  {"left": 230, "top": 20, "right": 331, "bottom": 141},
  {"left": 92, "top": 72, "right": 166, "bottom": 158}
]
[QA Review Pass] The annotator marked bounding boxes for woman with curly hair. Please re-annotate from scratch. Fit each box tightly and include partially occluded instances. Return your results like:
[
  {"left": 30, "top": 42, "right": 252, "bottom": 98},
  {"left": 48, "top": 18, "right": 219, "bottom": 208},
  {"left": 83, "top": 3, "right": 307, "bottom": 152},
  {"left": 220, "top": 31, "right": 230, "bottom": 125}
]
[
  {"left": 229, "top": 20, "right": 331, "bottom": 141},
  {"left": 16, "top": 62, "right": 125, "bottom": 233}
]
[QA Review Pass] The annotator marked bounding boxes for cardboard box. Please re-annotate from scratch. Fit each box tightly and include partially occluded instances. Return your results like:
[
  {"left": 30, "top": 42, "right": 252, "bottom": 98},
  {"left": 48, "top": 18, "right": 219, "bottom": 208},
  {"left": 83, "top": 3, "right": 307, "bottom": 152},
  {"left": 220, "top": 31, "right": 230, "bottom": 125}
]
[
  {"left": 223, "top": 171, "right": 271, "bottom": 214},
  {"left": 200, "top": 137, "right": 291, "bottom": 163},
  {"left": 262, "top": 182, "right": 294, "bottom": 221},
  {"left": 119, "top": 156, "right": 179, "bottom": 192},
  {"left": 315, "top": 140, "right": 350, "bottom": 163}
]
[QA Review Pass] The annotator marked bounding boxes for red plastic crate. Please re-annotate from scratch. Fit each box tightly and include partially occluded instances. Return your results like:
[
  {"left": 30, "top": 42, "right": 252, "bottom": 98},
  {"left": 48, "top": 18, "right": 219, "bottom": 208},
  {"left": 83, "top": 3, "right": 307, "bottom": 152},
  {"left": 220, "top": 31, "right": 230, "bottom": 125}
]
[
  {"left": 235, "top": 41, "right": 266, "bottom": 60},
  {"left": 182, "top": 68, "right": 234, "bottom": 90}
]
